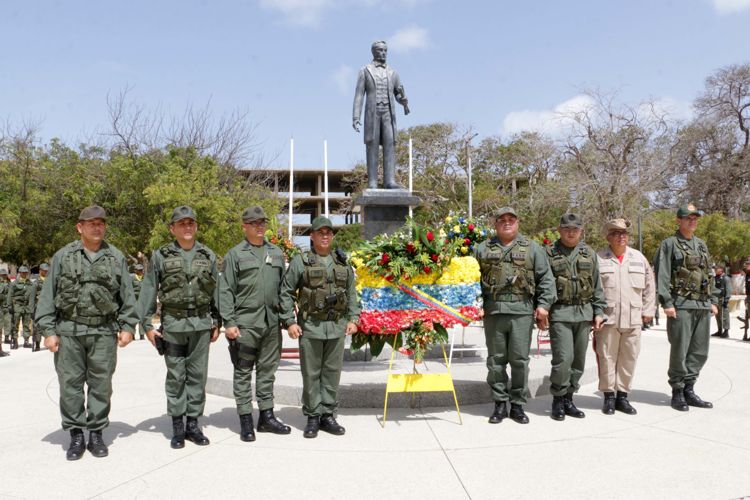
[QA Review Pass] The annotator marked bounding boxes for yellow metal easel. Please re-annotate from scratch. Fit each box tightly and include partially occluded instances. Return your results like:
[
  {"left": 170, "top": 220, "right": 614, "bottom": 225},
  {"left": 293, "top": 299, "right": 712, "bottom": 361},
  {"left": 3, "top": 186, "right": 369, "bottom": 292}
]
[{"left": 381, "top": 343, "right": 462, "bottom": 426}]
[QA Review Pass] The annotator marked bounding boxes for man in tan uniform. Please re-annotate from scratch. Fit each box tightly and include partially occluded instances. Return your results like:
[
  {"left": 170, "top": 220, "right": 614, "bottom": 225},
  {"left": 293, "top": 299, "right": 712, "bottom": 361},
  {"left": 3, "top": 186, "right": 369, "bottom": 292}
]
[{"left": 595, "top": 218, "right": 656, "bottom": 415}]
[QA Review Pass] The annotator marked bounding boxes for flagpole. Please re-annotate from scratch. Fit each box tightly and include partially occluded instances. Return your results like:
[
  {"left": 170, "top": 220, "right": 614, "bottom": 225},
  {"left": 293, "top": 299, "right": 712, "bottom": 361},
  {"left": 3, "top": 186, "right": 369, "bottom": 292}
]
[{"left": 288, "top": 138, "right": 294, "bottom": 240}]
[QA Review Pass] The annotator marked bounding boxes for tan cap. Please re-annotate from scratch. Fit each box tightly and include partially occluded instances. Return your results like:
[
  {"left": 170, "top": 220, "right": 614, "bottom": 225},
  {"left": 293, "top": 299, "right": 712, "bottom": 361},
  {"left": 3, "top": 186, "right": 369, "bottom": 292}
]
[
  {"left": 78, "top": 205, "right": 107, "bottom": 221},
  {"left": 603, "top": 218, "right": 632, "bottom": 234}
]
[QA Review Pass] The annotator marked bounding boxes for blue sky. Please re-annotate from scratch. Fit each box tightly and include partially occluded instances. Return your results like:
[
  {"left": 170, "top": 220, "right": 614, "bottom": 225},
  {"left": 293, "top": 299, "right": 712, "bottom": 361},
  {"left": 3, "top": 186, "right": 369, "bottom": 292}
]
[{"left": 2, "top": 0, "right": 749, "bottom": 171}]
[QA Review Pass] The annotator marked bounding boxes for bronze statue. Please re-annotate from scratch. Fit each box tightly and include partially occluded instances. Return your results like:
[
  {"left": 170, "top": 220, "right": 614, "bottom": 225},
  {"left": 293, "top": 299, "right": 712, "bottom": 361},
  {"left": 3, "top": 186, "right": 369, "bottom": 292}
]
[{"left": 352, "top": 40, "right": 410, "bottom": 190}]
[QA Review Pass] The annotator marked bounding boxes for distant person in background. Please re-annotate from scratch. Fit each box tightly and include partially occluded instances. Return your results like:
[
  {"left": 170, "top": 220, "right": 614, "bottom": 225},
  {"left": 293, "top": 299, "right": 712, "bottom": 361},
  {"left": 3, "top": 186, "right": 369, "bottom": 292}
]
[{"left": 711, "top": 264, "right": 732, "bottom": 338}]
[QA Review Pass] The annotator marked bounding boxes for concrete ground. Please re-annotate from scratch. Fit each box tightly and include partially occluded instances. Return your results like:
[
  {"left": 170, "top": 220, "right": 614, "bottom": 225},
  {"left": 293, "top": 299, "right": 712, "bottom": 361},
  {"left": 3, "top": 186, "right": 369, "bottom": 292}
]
[{"left": 1, "top": 312, "right": 750, "bottom": 499}]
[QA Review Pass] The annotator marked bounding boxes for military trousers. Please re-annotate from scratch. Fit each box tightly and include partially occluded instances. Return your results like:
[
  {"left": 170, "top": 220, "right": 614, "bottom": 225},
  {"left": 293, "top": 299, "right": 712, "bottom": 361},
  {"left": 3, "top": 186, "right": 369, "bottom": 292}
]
[
  {"left": 667, "top": 309, "right": 710, "bottom": 389},
  {"left": 54, "top": 334, "right": 118, "bottom": 431},
  {"left": 11, "top": 313, "right": 32, "bottom": 339},
  {"left": 593, "top": 326, "right": 641, "bottom": 393},
  {"left": 715, "top": 304, "right": 730, "bottom": 332},
  {"left": 483, "top": 313, "right": 534, "bottom": 405},
  {"left": 162, "top": 329, "right": 211, "bottom": 418},
  {"left": 549, "top": 321, "right": 591, "bottom": 397},
  {"left": 299, "top": 335, "right": 345, "bottom": 417},
  {"left": 1, "top": 311, "right": 10, "bottom": 339},
  {"left": 233, "top": 325, "right": 282, "bottom": 415}
]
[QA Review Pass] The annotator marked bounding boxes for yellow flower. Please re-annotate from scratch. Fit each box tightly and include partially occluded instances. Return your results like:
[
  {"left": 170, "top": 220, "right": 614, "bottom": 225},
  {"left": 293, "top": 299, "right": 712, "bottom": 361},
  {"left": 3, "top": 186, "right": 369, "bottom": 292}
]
[
  {"left": 445, "top": 216, "right": 453, "bottom": 223},
  {"left": 351, "top": 256, "right": 364, "bottom": 269},
  {"left": 453, "top": 224, "right": 461, "bottom": 233},
  {"left": 436, "top": 256, "right": 481, "bottom": 285},
  {"left": 460, "top": 246, "right": 468, "bottom": 255}
]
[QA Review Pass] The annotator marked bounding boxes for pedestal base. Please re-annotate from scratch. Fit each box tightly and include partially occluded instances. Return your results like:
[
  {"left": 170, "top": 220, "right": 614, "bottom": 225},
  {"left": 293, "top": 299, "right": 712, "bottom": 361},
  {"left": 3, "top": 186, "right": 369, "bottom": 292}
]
[{"left": 354, "top": 189, "right": 421, "bottom": 240}]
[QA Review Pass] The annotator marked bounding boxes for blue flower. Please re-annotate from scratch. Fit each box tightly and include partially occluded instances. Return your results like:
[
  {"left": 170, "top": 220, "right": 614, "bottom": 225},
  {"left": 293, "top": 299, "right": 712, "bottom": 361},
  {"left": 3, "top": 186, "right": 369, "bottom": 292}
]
[{"left": 459, "top": 217, "right": 465, "bottom": 223}]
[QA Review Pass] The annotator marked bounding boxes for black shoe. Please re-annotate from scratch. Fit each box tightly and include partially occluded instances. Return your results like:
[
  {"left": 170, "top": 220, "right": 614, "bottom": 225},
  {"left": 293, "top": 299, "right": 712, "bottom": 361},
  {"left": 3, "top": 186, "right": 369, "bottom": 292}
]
[
  {"left": 719, "top": 330, "right": 729, "bottom": 338},
  {"left": 602, "top": 392, "right": 615, "bottom": 415},
  {"left": 711, "top": 331, "right": 723, "bottom": 337},
  {"left": 86, "top": 430, "right": 108, "bottom": 458},
  {"left": 66, "top": 429, "right": 86, "bottom": 461},
  {"left": 563, "top": 394, "right": 585, "bottom": 418},
  {"left": 257, "top": 409, "right": 291, "bottom": 435},
  {"left": 170, "top": 416, "right": 185, "bottom": 449},
  {"left": 185, "top": 417, "right": 210, "bottom": 445},
  {"left": 303, "top": 416, "right": 320, "bottom": 438},
  {"left": 139, "top": 333, "right": 145, "bottom": 341},
  {"left": 10, "top": 338, "right": 18, "bottom": 350},
  {"left": 684, "top": 384, "right": 713, "bottom": 409},
  {"left": 0, "top": 349, "right": 8, "bottom": 357},
  {"left": 671, "top": 388, "right": 689, "bottom": 411},
  {"left": 32, "top": 340, "right": 40, "bottom": 352},
  {"left": 509, "top": 403, "right": 529, "bottom": 424},
  {"left": 488, "top": 401, "right": 507, "bottom": 424},
  {"left": 551, "top": 396, "right": 566, "bottom": 421},
  {"left": 22, "top": 339, "right": 31, "bottom": 348},
  {"left": 3, "top": 336, "right": 9, "bottom": 345},
  {"left": 319, "top": 414, "right": 346, "bottom": 435},
  {"left": 239, "top": 413, "right": 256, "bottom": 442},
  {"left": 615, "top": 391, "right": 637, "bottom": 415}
]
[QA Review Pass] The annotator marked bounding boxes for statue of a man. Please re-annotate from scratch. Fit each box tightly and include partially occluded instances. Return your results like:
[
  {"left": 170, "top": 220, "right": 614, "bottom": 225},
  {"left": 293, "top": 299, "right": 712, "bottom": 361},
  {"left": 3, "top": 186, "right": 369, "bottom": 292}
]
[{"left": 352, "top": 40, "right": 410, "bottom": 190}]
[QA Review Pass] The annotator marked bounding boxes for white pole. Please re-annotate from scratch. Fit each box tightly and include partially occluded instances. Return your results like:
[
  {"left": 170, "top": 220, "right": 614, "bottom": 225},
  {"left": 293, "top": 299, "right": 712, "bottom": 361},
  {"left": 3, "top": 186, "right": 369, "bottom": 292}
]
[
  {"left": 467, "top": 145, "right": 473, "bottom": 219},
  {"left": 409, "top": 136, "right": 414, "bottom": 217},
  {"left": 288, "top": 138, "right": 294, "bottom": 240},
  {"left": 323, "top": 139, "right": 329, "bottom": 217}
]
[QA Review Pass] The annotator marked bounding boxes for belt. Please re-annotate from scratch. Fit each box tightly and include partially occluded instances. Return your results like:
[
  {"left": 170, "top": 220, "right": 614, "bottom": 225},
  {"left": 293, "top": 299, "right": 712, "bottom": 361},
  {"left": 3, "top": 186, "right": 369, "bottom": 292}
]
[
  {"left": 69, "top": 315, "right": 115, "bottom": 327},
  {"left": 162, "top": 306, "right": 210, "bottom": 318}
]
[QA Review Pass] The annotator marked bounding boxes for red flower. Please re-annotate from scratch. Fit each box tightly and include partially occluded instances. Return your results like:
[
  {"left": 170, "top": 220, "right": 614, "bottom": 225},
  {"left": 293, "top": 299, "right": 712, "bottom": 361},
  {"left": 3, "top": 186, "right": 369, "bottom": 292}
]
[
  {"left": 543, "top": 238, "right": 551, "bottom": 245},
  {"left": 380, "top": 252, "right": 391, "bottom": 265},
  {"left": 426, "top": 231, "right": 434, "bottom": 242},
  {"left": 385, "top": 274, "right": 394, "bottom": 282},
  {"left": 464, "top": 238, "right": 471, "bottom": 246},
  {"left": 406, "top": 242, "right": 415, "bottom": 253},
  {"left": 423, "top": 266, "right": 431, "bottom": 274},
  {"left": 468, "top": 223, "right": 475, "bottom": 231},
  {"left": 444, "top": 238, "right": 450, "bottom": 244},
  {"left": 430, "top": 254, "right": 439, "bottom": 262}
]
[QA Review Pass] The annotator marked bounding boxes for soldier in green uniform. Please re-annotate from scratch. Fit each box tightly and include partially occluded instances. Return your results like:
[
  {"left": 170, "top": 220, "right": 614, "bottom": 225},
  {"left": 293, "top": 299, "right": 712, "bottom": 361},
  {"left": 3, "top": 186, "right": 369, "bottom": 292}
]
[
  {"left": 219, "top": 206, "right": 291, "bottom": 442},
  {"left": 710, "top": 264, "right": 732, "bottom": 338},
  {"left": 545, "top": 213, "right": 606, "bottom": 421},
  {"left": 0, "top": 270, "right": 8, "bottom": 357},
  {"left": 131, "top": 264, "right": 145, "bottom": 340},
  {"left": 35, "top": 205, "right": 138, "bottom": 460},
  {"left": 0, "top": 269, "right": 11, "bottom": 348},
  {"left": 279, "top": 216, "right": 360, "bottom": 438},
  {"left": 138, "top": 206, "right": 221, "bottom": 449},
  {"left": 32, "top": 263, "right": 50, "bottom": 351},
  {"left": 655, "top": 204, "right": 718, "bottom": 411},
  {"left": 7, "top": 265, "right": 36, "bottom": 349},
  {"left": 474, "top": 207, "right": 557, "bottom": 424}
]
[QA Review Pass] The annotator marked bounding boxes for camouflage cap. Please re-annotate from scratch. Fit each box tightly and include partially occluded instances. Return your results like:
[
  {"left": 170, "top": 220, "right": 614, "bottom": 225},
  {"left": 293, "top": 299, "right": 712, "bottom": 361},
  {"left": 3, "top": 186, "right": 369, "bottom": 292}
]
[
  {"left": 39, "top": 263, "right": 50, "bottom": 271},
  {"left": 242, "top": 206, "right": 267, "bottom": 223},
  {"left": 134, "top": 264, "right": 144, "bottom": 271},
  {"left": 559, "top": 213, "right": 583, "bottom": 229},
  {"left": 170, "top": 205, "right": 197, "bottom": 224},
  {"left": 0, "top": 268, "right": 8, "bottom": 275},
  {"left": 78, "top": 205, "right": 107, "bottom": 221},
  {"left": 603, "top": 218, "right": 631, "bottom": 235},
  {"left": 310, "top": 216, "right": 334, "bottom": 231},
  {"left": 493, "top": 207, "right": 517, "bottom": 219},
  {"left": 676, "top": 203, "right": 701, "bottom": 218},
  {"left": 18, "top": 265, "right": 29, "bottom": 273}
]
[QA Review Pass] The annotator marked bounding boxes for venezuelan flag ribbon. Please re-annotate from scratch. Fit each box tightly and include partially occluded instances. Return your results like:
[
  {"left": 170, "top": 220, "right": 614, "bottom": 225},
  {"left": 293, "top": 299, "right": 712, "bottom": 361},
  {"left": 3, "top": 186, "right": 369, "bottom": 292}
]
[{"left": 392, "top": 282, "right": 473, "bottom": 326}]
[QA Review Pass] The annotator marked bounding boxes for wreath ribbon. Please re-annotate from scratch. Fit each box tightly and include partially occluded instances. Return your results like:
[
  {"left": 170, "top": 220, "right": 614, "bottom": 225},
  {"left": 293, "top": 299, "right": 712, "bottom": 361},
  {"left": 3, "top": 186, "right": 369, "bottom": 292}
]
[{"left": 391, "top": 282, "right": 472, "bottom": 326}]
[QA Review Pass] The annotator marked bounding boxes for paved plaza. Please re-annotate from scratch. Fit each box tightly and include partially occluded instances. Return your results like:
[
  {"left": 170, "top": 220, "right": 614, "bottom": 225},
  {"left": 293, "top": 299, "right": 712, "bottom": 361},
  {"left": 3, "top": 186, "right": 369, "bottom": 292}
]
[{"left": 2, "top": 314, "right": 750, "bottom": 499}]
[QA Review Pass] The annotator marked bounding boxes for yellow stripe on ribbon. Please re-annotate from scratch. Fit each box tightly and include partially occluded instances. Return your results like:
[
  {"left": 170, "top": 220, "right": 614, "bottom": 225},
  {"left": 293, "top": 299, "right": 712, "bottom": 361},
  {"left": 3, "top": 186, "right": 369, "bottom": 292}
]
[{"left": 389, "top": 282, "right": 472, "bottom": 326}]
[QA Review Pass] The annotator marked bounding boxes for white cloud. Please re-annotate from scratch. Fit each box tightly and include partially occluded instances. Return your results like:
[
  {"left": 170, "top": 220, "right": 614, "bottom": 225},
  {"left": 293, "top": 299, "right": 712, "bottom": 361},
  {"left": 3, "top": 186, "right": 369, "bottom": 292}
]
[
  {"left": 640, "top": 96, "right": 694, "bottom": 123},
  {"left": 331, "top": 64, "right": 354, "bottom": 94},
  {"left": 501, "top": 95, "right": 594, "bottom": 138},
  {"left": 387, "top": 24, "right": 430, "bottom": 53},
  {"left": 712, "top": 0, "right": 750, "bottom": 13},
  {"left": 259, "top": 0, "right": 334, "bottom": 27}
]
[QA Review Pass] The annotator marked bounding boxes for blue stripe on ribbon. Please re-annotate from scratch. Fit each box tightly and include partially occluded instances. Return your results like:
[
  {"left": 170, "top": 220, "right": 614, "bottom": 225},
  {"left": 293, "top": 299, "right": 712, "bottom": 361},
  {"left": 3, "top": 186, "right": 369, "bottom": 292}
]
[{"left": 361, "top": 283, "right": 481, "bottom": 312}]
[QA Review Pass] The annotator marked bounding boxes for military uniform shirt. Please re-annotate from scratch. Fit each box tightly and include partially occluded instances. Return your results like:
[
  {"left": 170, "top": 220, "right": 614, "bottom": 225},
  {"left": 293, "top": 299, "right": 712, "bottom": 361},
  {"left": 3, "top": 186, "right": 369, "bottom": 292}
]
[
  {"left": 548, "top": 242, "right": 608, "bottom": 323},
  {"left": 655, "top": 232, "right": 717, "bottom": 310}
]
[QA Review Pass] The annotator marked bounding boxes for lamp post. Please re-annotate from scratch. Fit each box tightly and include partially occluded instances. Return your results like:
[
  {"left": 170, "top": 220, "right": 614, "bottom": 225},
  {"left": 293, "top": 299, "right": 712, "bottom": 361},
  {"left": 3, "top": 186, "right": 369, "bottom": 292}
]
[{"left": 465, "top": 132, "right": 478, "bottom": 218}]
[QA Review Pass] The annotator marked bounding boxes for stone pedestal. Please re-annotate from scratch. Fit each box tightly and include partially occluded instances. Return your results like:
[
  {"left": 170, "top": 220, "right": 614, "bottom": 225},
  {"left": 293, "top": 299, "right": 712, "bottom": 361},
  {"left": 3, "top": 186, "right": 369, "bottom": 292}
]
[{"left": 353, "top": 189, "right": 421, "bottom": 239}]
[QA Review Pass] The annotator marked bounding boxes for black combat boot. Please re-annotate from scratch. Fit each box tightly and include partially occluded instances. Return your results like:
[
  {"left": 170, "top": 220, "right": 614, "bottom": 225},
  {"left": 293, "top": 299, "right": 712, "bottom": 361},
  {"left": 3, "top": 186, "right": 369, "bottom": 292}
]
[
  {"left": 3, "top": 336, "right": 9, "bottom": 345},
  {"left": 185, "top": 417, "right": 210, "bottom": 445},
  {"left": 0, "top": 348, "right": 8, "bottom": 357},
  {"left": 719, "top": 330, "right": 729, "bottom": 338},
  {"left": 615, "top": 391, "right": 637, "bottom": 415},
  {"left": 139, "top": 333, "right": 145, "bottom": 341},
  {"left": 10, "top": 337, "right": 18, "bottom": 350},
  {"left": 551, "top": 396, "right": 566, "bottom": 421},
  {"left": 711, "top": 330, "right": 723, "bottom": 337},
  {"left": 683, "top": 384, "right": 713, "bottom": 408},
  {"left": 239, "top": 414, "right": 255, "bottom": 442},
  {"left": 257, "top": 409, "right": 291, "bottom": 434},
  {"left": 488, "top": 401, "right": 507, "bottom": 424},
  {"left": 66, "top": 429, "right": 86, "bottom": 461},
  {"left": 602, "top": 392, "right": 615, "bottom": 415},
  {"left": 563, "top": 394, "right": 585, "bottom": 418},
  {"left": 23, "top": 339, "right": 31, "bottom": 348},
  {"left": 670, "top": 388, "right": 689, "bottom": 411},
  {"left": 303, "top": 416, "right": 320, "bottom": 439},
  {"left": 509, "top": 403, "right": 529, "bottom": 424},
  {"left": 170, "top": 416, "right": 185, "bottom": 449},
  {"left": 319, "top": 414, "right": 346, "bottom": 435},
  {"left": 87, "top": 430, "right": 108, "bottom": 458},
  {"left": 32, "top": 339, "right": 40, "bottom": 352}
]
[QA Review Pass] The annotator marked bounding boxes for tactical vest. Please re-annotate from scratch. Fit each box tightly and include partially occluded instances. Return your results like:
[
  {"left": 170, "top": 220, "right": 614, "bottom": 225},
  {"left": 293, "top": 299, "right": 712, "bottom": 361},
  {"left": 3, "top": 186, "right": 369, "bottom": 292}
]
[
  {"left": 0, "top": 281, "right": 8, "bottom": 310},
  {"left": 670, "top": 238, "right": 711, "bottom": 300},
  {"left": 546, "top": 242, "right": 595, "bottom": 305},
  {"left": 478, "top": 237, "right": 535, "bottom": 301},
  {"left": 714, "top": 275, "right": 727, "bottom": 298},
  {"left": 158, "top": 245, "right": 215, "bottom": 316},
  {"left": 298, "top": 250, "right": 350, "bottom": 320},
  {"left": 54, "top": 247, "right": 122, "bottom": 326},
  {"left": 11, "top": 279, "right": 33, "bottom": 313}
]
